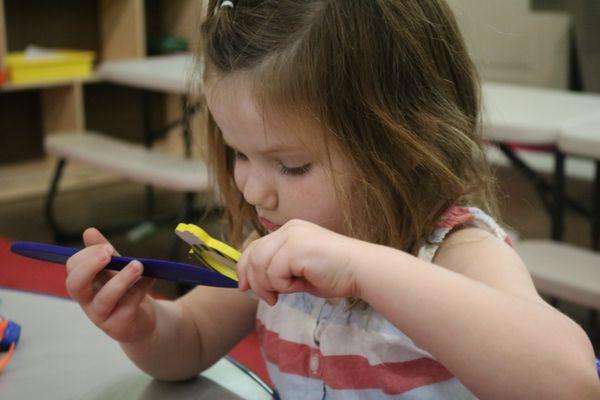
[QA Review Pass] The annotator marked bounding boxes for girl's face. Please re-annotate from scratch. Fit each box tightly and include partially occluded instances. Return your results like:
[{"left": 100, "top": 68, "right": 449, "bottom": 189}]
[{"left": 205, "top": 75, "right": 351, "bottom": 234}]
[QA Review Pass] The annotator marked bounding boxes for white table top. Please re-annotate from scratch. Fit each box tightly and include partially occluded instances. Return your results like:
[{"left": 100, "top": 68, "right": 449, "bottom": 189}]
[
  {"left": 558, "top": 115, "right": 600, "bottom": 159},
  {"left": 96, "top": 55, "right": 600, "bottom": 159},
  {"left": 97, "top": 54, "right": 198, "bottom": 95},
  {"left": 482, "top": 82, "right": 600, "bottom": 145},
  {"left": 0, "top": 288, "right": 271, "bottom": 400}
]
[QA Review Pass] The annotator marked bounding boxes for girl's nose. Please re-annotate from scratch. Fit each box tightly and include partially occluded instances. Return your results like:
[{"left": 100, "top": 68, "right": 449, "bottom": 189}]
[{"left": 242, "top": 169, "right": 278, "bottom": 210}]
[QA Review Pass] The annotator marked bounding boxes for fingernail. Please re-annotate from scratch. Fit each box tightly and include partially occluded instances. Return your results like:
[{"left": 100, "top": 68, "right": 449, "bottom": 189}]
[
  {"left": 103, "top": 245, "right": 113, "bottom": 259},
  {"left": 130, "top": 260, "right": 142, "bottom": 274}
]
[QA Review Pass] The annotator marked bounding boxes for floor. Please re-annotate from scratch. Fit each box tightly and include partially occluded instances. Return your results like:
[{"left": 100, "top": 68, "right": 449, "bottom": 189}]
[{"left": 0, "top": 160, "right": 598, "bottom": 356}]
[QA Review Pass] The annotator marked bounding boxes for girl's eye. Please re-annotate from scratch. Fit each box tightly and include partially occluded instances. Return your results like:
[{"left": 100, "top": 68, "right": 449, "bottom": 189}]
[{"left": 279, "top": 163, "right": 312, "bottom": 176}]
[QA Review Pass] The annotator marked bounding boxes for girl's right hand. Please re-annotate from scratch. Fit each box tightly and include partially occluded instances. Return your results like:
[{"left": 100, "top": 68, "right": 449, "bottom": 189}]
[{"left": 65, "top": 228, "right": 157, "bottom": 344}]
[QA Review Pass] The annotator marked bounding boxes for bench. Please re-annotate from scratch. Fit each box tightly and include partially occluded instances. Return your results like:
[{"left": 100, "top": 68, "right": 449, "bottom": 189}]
[
  {"left": 45, "top": 132, "right": 209, "bottom": 192},
  {"left": 515, "top": 240, "right": 600, "bottom": 310},
  {"left": 558, "top": 116, "right": 600, "bottom": 250},
  {"left": 44, "top": 131, "right": 212, "bottom": 243}
]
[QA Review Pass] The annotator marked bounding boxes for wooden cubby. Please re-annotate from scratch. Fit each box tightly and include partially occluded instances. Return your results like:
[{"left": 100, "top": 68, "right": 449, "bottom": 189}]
[{"left": 0, "top": 0, "right": 202, "bottom": 204}]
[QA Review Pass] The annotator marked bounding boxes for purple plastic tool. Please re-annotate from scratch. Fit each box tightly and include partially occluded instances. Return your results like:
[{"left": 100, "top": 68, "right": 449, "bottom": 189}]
[{"left": 10, "top": 241, "right": 238, "bottom": 288}]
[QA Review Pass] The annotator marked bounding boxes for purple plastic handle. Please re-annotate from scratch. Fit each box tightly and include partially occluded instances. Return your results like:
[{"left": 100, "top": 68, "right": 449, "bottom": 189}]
[{"left": 10, "top": 241, "right": 238, "bottom": 288}]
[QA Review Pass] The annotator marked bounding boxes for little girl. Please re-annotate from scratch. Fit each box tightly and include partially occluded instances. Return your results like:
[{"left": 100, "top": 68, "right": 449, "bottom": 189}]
[{"left": 66, "top": 0, "right": 599, "bottom": 398}]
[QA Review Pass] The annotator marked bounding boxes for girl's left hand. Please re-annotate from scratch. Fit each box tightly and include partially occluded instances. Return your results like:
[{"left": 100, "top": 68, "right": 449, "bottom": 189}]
[{"left": 237, "top": 219, "right": 361, "bottom": 305}]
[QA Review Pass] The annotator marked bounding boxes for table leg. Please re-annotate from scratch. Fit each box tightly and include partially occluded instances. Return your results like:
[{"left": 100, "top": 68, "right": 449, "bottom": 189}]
[
  {"left": 44, "top": 158, "right": 74, "bottom": 243},
  {"left": 143, "top": 91, "right": 156, "bottom": 219},
  {"left": 497, "top": 143, "right": 552, "bottom": 214},
  {"left": 182, "top": 95, "right": 193, "bottom": 158},
  {"left": 592, "top": 160, "right": 600, "bottom": 251},
  {"left": 551, "top": 151, "right": 566, "bottom": 241}
]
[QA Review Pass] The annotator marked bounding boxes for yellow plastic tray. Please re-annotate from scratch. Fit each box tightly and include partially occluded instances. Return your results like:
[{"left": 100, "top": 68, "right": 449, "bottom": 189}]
[{"left": 7, "top": 50, "right": 95, "bottom": 84}]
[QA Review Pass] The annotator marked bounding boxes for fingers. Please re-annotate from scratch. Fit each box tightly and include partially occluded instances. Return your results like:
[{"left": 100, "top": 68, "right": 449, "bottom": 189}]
[
  {"left": 83, "top": 228, "right": 121, "bottom": 256},
  {"left": 246, "top": 262, "right": 278, "bottom": 305},
  {"left": 66, "top": 243, "right": 115, "bottom": 302},
  {"left": 66, "top": 242, "right": 113, "bottom": 273},
  {"left": 266, "top": 247, "right": 303, "bottom": 293},
  {"left": 238, "top": 232, "right": 291, "bottom": 305},
  {"left": 117, "top": 276, "right": 156, "bottom": 311},
  {"left": 88, "top": 260, "right": 144, "bottom": 323},
  {"left": 105, "top": 277, "right": 156, "bottom": 337},
  {"left": 66, "top": 228, "right": 120, "bottom": 302},
  {"left": 236, "top": 240, "right": 257, "bottom": 291},
  {"left": 65, "top": 229, "right": 158, "bottom": 342}
]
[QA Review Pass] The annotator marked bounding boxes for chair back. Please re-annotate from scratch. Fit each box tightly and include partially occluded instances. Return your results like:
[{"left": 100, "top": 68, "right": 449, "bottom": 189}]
[{"left": 446, "top": 0, "right": 570, "bottom": 89}]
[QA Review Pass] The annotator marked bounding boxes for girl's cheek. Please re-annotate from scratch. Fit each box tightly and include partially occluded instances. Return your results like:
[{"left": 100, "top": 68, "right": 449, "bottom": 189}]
[{"left": 233, "top": 162, "right": 248, "bottom": 193}]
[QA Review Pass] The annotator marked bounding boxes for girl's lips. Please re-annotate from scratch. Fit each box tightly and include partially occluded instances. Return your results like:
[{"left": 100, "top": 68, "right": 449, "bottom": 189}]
[{"left": 258, "top": 217, "right": 281, "bottom": 232}]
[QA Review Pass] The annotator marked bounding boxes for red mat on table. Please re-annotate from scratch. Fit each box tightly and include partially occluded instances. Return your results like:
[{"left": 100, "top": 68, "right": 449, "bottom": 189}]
[
  {"left": 0, "top": 236, "right": 271, "bottom": 386},
  {"left": 0, "top": 237, "right": 69, "bottom": 297}
]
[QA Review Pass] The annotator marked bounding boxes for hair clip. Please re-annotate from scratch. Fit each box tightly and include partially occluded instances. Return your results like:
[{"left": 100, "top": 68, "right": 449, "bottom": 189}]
[{"left": 220, "top": 0, "right": 234, "bottom": 9}]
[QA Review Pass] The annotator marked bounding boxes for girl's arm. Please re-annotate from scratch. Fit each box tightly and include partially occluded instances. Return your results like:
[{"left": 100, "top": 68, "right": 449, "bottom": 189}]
[
  {"left": 66, "top": 227, "right": 258, "bottom": 381},
  {"left": 237, "top": 220, "right": 599, "bottom": 398},
  {"left": 121, "top": 286, "right": 258, "bottom": 381},
  {"left": 355, "top": 227, "right": 599, "bottom": 399},
  {"left": 122, "top": 231, "right": 261, "bottom": 381}
]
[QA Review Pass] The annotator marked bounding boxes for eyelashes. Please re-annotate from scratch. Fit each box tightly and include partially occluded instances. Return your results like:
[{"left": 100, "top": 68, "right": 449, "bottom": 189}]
[
  {"left": 233, "top": 150, "right": 248, "bottom": 161},
  {"left": 233, "top": 150, "right": 312, "bottom": 177},
  {"left": 279, "top": 163, "right": 312, "bottom": 176}
]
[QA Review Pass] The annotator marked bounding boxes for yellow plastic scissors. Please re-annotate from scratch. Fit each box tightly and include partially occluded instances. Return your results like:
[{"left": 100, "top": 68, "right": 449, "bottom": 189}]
[{"left": 175, "top": 223, "right": 240, "bottom": 282}]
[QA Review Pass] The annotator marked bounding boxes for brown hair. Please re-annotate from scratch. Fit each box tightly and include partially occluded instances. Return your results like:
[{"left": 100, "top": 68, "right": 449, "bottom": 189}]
[{"left": 199, "top": 0, "right": 498, "bottom": 252}]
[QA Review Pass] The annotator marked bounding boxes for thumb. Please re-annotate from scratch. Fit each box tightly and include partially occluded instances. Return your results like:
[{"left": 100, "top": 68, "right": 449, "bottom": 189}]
[{"left": 83, "top": 227, "right": 121, "bottom": 256}]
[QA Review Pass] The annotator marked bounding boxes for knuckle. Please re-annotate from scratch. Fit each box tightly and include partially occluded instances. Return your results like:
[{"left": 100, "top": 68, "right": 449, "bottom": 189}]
[
  {"left": 248, "top": 250, "right": 263, "bottom": 269},
  {"left": 115, "top": 304, "right": 135, "bottom": 322},
  {"left": 287, "top": 219, "right": 302, "bottom": 228},
  {"left": 277, "top": 278, "right": 294, "bottom": 293},
  {"left": 270, "top": 277, "right": 286, "bottom": 293},
  {"left": 110, "top": 278, "right": 128, "bottom": 297},
  {"left": 94, "top": 297, "right": 112, "bottom": 320},
  {"left": 65, "top": 281, "right": 78, "bottom": 299},
  {"left": 65, "top": 257, "right": 75, "bottom": 273},
  {"left": 235, "top": 260, "right": 246, "bottom": 277},
  {"left": 288, "top": 230, "right": 301, "bottom": 243},
  {"left": 102, "top": 323, "right": 119, "bottom": 339},
  {"left": 266, "top": 265, "right": 282, "bottom": 283},
  {"left": 65, "top": 275, "right": 83, "bottom": 299}
]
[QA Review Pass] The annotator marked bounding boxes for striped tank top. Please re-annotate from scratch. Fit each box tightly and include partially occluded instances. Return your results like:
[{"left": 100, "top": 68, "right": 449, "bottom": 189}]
[{"left": 256, "top": 207, "right": 512, "bottom": 399}]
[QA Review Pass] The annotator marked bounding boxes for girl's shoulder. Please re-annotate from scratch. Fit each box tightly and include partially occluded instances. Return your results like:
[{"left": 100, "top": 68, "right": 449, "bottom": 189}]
[{"left": 418, "top": 206, "right": 512, "bottom": 262}]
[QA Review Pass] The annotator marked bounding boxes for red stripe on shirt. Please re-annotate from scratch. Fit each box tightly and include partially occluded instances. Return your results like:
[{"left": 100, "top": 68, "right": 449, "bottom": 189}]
[
  {"left": 258, "top": 319, "right": 314, "bottom": 377},
  {"left": 257, "top": 320, "right": 454, "bottom": 394},
  {"left": 438, "top": 206, "right": 514, "bottom": 246},
  {"left": 436, "top": 207, "right": 475, "bottom": 229}
]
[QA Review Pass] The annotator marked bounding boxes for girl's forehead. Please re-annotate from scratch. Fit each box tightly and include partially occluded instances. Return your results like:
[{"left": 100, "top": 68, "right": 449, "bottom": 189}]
[{"left": 205, "top": 74, "right": 321, "bottom": 151}]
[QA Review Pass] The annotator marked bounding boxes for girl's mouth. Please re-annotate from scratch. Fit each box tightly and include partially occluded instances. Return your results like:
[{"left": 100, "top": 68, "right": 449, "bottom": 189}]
[{"left": 258, "top": 217, "right": 281, "bottom": 232}]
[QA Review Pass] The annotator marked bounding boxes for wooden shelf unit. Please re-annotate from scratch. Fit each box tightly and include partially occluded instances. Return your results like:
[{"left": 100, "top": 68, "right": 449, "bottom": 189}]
[
  {"left": 0, "top": 0, "right": 202, "bottom": 205},
  {"left": 0, "top": 0, "right": 5, "bottom": 72}
]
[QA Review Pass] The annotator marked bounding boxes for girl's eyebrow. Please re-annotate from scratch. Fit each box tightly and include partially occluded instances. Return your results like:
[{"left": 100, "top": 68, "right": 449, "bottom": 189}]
[
  {"left": 261, "top": 145, "right": 301, "bottom": 155},
  {"left": 224, "top": 139, "right": 303, "bottom": 155}
]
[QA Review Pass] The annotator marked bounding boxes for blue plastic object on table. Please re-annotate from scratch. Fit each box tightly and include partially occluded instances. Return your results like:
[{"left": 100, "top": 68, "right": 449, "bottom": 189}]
[
  {"left": 10, "top": 241, "right": 238, "bottom": 288},
  {"left": 0, "top": 319, "right": 20, "bottom": 351}
]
